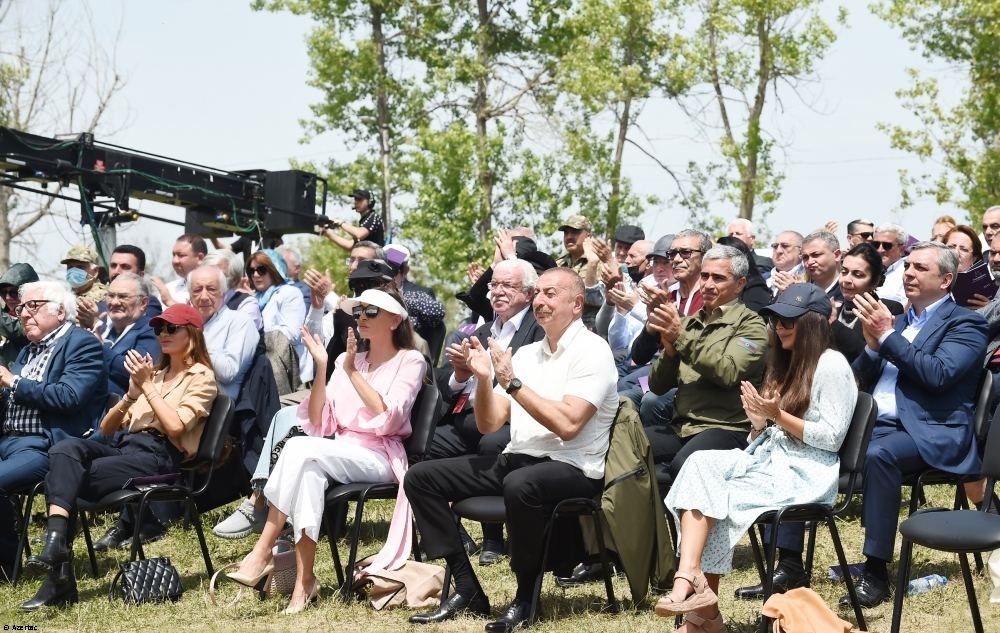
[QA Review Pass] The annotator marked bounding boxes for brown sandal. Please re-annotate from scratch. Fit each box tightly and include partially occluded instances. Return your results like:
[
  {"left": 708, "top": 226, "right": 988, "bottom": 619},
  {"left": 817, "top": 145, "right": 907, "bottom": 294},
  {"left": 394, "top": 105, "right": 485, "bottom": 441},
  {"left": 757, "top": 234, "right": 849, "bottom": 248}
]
[
  {"left": 673, "top": 611, "right": 726, "bottom": 633},
  {"left": 654, "top": 571, "right": 719, "bottom": 617}
]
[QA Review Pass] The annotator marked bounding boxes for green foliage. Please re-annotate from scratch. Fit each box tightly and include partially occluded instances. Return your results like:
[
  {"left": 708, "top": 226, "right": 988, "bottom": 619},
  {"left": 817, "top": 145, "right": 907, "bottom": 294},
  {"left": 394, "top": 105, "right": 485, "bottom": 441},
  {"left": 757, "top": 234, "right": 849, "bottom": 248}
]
[
  {"left": 874, "top": 0, "right": 1000, "bottom": 222},
  {"left": 667, "top": 0, "right": 843, "bottom": 223}
]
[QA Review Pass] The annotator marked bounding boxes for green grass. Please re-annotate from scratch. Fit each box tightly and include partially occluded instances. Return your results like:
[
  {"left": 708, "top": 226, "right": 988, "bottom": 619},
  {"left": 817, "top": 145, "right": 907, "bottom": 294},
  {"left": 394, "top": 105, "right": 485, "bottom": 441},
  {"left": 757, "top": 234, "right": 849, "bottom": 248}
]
[{"left": 1, "top": 487, "right": 998, "bottom": 632}]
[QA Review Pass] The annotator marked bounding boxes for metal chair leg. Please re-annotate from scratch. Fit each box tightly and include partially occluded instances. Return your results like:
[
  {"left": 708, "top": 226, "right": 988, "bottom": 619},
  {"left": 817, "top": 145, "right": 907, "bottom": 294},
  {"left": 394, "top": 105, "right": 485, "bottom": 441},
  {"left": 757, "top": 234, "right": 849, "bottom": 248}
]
[
  {"left": 890, "top": 538, "right": 913, "bottom": 633},
  {"left": 959, "top": 553, "right": 984, "bottom": 633},
  {"left": 79, "top": 510, "right": 99, "bottom": 577},
  {"left": 828, "top": 516, "right": 865, "bottom": 631}
]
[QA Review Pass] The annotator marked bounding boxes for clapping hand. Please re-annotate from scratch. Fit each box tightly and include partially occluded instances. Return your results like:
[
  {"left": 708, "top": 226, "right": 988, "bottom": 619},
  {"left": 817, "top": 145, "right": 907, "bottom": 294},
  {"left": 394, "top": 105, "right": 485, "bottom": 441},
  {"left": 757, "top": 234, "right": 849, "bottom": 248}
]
[
  {"left": 462, "top": 337, "right": 493, "bottom": 381},
  {"left": 467, "top": 262, "right": 485, "bottom": 285},
  {"left": 589, "top": 237, "right": 613, "bottom": 264},
  {"left": 646, "top": 301, "right": 682, "bottom": 348},
  {"left": 488, "top": 338, "right": 515, "bottom": 389},
  {"left": 301, "top": 325, "right": 329, "bottom": 369},
  {"left": 600, "top": 262, "right": 623, "bottom": 287},
  {"left": 303, "top": 269, "right": 334, "bottom": 310},
  {"left": 494, "top": 229, "right": 517, "bottom": 262},
  {"left": 445, "top": 340, "right": 473, "bottom": 382},
  {"left": 344, "top": 327, "right": 359, "bottom": 372},
  {"left": 853, "top": 292, "right": 894, "bottom": 351},
  {"left": 607, "top": 282, "right": 638, "bottom": 312},
  {"left": 740, "top": 381, "right": 780, "bottom": 431},
  {"left": 124, "top": 349, "right": 155, "bottom": 398}
]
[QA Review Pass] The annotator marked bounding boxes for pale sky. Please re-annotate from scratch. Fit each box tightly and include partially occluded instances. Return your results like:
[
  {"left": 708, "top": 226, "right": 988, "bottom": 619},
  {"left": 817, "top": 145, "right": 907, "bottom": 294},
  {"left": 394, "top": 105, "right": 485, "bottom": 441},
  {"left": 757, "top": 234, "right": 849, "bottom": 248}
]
[{"left": 8, "top": 0, "right": 968, "bottom": 278}]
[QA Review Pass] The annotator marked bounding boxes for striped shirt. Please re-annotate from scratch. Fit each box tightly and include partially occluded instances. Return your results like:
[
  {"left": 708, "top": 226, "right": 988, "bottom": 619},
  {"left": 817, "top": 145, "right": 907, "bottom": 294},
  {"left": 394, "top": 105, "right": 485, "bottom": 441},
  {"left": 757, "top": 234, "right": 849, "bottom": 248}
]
[{"left": 5, "top": 322, "right": 72, "bottom": 435}]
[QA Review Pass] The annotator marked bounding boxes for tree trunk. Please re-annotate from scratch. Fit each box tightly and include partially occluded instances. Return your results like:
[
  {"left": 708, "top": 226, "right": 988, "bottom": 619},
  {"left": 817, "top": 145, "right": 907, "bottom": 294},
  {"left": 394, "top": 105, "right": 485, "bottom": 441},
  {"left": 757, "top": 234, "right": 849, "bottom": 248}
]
[
  {"left": 609, "top": 96, "right": 632, "bottom": 241},
  {"left": 0, "top": 188, "right": 11, "bottom": 270},
  {"left": 474, "top": 0, "right": 494, "bottom": 242},
  {"left": 740, "top": 16, "right": 773, "bottom": 221},
  {"left": 370, "top": 3, "right": 393, "bottom": 234}
]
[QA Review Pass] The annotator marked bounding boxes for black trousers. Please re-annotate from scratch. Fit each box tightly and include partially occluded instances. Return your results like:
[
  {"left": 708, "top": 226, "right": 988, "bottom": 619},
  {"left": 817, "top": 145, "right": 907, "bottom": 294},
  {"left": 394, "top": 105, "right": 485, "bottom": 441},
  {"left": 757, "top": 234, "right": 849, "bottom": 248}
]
[
  {"left": 404, "top": 452, "right": 601, "bottom": 579},
  {"left": 427, "top": 409, "right": 511, "bottom": 460},
  {"left": 648, "top": 425, "right": 749, "bottom": 481},
  {"left": 46, "top": 432, "right": 182, "bottom": 520}
]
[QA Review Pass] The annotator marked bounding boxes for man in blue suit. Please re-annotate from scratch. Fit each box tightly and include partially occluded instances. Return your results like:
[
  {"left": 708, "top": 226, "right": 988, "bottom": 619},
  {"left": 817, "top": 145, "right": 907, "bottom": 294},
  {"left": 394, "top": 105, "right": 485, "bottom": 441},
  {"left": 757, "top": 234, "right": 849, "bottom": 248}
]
[
  {"left": 0, "top": 281, "right": 108, "bottom": 581},
  {"left": 98, "top": 273, "right": 160, "bottom": 398},
  {"left": 846, "top": 241, "right": 988, "bottom": 607}
]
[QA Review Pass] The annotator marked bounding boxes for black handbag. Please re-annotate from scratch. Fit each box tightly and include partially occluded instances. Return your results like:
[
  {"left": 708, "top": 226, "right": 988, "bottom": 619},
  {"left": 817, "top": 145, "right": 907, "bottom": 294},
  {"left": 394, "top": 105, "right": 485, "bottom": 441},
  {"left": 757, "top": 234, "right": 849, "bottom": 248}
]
[{"left": 109, "top": 556, "right": 184, "bottom": 604}]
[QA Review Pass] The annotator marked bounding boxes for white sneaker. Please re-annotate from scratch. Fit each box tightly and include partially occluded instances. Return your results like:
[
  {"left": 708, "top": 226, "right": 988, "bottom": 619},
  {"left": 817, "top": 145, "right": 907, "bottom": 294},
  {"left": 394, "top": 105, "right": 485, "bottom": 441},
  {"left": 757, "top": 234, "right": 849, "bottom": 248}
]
[{"left": 212, "top": 499, "right": 266, "bottom": 539}]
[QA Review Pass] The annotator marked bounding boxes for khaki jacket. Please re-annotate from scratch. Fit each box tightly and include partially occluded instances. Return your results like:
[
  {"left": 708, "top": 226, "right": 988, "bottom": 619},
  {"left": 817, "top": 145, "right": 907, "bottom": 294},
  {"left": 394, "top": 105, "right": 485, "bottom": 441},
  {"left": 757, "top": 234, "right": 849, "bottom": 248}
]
[
  {"left": 649, "top": 301, "right": 767, "bottom": 437},
  {"left": 597, "top": 398, "right": 674, "bottom": 602}
]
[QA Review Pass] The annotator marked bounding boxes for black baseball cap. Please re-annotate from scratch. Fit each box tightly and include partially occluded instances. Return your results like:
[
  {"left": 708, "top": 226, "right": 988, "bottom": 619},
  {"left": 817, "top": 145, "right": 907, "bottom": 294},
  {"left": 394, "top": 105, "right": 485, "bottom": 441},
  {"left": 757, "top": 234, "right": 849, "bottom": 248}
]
[
  {"left": 760, "top": 283, "right": 832, "bottom": 319},
  {"left": 614, "top": 225, "right": 645, "bottom": 245},
  {"left": 649, "top": 234, "right": 676, "bottom": 259},
  {"left": 351, "top": 189, "right": 372, "bottom": 200}
]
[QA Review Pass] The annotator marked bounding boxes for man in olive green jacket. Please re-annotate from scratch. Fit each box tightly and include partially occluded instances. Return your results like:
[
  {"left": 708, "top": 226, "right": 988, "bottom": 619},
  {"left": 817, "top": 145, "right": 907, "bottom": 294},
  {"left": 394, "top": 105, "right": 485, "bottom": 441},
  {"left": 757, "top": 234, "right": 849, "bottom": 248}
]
[
  {"left": 644, "top": 245, "right": 768, "bottom": 481},
  {"left": 0, "top": 263, "right": 39, "bottom": 368}
]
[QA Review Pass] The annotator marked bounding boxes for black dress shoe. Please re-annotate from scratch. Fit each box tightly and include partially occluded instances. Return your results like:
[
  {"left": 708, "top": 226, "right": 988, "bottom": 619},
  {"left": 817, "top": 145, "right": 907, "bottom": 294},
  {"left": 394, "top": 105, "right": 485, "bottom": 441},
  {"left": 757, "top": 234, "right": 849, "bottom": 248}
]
[
  {"left": 479, "top": 540, "right": 506, "bottom": 566},
  {"left": 839, "top": 573, "right": 890, "bottom": 609},
  {"left": 485, "top": 599, "right": 533, "bottom": 633},
  {"left": 734, "top": 566, "right": 809, "bottom": 600},
  {"left": 93, "top": 522, "right": 130, "bottom": 552},
  {"left": 554, "top": 561, "right": 615, "bottom": 588},
  {"left": 26, "top": 531, "right": 70, "bottom": 572},
  {"left": 409, "top": 591, "right": 491, "bottom": 624},
  {"left": 21, "top": 561, "right": 78, "bottom": 611}
]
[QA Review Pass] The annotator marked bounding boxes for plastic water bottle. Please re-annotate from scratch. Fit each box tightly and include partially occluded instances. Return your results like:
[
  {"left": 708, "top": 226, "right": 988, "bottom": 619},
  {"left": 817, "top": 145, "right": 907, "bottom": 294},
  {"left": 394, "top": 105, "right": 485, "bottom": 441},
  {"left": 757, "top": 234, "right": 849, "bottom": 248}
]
[{"left": 906, "top": 574, "right": 947, "bottom": 596}]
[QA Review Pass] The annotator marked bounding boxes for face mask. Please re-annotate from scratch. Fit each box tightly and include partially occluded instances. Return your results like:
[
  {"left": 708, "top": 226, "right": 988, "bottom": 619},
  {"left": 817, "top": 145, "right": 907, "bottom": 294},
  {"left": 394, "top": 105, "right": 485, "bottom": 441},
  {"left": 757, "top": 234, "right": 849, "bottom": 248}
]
[
  {"left": 65, "top": 267, "right": 91, "bottom": 289},
  {"left": 627, "top": 265, "right": 643, "bottom": 283}
]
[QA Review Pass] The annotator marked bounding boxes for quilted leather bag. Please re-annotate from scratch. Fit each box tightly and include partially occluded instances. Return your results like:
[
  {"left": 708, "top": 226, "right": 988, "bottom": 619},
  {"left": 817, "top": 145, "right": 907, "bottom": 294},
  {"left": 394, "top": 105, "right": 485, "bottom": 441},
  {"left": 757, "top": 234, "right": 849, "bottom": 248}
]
[{"left": 109, "top": 557, "right": 184, "bottom": 604}]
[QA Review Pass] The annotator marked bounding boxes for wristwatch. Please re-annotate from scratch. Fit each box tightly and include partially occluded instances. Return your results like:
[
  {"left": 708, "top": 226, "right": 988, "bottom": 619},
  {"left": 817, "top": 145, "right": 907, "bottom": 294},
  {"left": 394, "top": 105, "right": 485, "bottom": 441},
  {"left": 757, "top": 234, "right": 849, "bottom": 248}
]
[{"left": 505, "top": 377, "right": 523, "bottom": 395}]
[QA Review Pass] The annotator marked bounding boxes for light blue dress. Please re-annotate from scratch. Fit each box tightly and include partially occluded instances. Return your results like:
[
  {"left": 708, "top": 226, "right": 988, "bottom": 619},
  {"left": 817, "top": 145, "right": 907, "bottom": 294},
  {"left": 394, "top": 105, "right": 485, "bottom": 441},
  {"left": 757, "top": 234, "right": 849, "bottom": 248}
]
[{"left": 665, "top": 349, "right": 858, "bottom": 574}]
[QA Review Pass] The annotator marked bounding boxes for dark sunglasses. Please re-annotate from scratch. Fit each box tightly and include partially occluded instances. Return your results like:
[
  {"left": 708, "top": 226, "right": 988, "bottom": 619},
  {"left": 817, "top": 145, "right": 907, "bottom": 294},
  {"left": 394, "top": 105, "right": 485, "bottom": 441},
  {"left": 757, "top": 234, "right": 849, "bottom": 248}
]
[
  {"left": 0, "top": 287, "right": 18, "bottom": 297},
  {"left": 352, "top": 305, "right": 382, "bottom": 319},
  {"left": 153, "top": 323, "right": 183, "bottom": 336},
  {"left": 873, "top": 241, "right": 896, "bottom": 251},
  {"left": 666, "top": 248, "right": 703, "bottom": 260},
  {"left": 767, "top": 315, "right": 798, "bottom": 330},
  {"left": 247, "top": 265, "right": 270, "bottom": 277},
  {"left": 850, "top": 231, "right": 874, "bottom": 240}
]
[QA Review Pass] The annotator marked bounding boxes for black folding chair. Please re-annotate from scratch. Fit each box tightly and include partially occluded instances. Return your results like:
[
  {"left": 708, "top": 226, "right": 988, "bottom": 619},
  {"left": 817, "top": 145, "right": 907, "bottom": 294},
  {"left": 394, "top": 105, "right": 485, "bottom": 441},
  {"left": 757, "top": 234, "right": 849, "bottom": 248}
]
[
  {"left": 748, "top": 392, "right": 877, "bottom": 633},
  {"left": 77, "top": 394, "right": 234, "bottom": 577},
  {"left": 890, "top": 402, "right": 1000, "bottom": 633},
  {"left": 441, "top": 403, "right": 634, "bottom": 625},
  {"left": 322, "top": 379, "right": 440, "bottom": 599}
]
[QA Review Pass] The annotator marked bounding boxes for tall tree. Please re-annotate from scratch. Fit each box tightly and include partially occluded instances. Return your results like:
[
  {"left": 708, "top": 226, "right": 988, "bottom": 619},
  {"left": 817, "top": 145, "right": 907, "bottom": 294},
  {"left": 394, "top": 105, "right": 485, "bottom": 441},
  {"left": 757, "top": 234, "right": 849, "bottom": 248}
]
[
  {"left": 254, "top": 0, "right": 448, "bottom": 232},
  {"left": 875, "top": 0, "right": 1000, "bottom": 220},
  {"left": 0, "top": 1, "right": 125, "bottom": 268},
  {"left": 556, "top": 0, "right": 681, "bottom": 237},
  {"left": 671, "top": 0, "right": 843, "bottom": 226}
]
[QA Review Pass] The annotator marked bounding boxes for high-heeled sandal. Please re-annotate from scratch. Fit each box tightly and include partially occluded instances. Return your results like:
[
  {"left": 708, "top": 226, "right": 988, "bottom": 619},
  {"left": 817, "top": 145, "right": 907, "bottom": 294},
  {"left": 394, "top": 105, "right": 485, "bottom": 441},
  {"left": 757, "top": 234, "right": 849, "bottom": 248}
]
[
  {"left": 282, "top": 578, "right": 320, "bottom": 615},
  {"left": 654, "top": 571, "right": 719, "bottom": 617},
  {"left": 225, "top": 559, "right": 275, "bottom": 589},
  {"left": 673, "top": 611, "right": 726, "bottom": 633}
]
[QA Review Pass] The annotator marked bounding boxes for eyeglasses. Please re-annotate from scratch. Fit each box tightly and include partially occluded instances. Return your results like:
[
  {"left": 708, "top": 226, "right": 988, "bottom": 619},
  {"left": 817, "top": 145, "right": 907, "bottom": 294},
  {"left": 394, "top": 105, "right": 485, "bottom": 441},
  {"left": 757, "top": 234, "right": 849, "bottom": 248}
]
[
  {"left": 352, "top": 305, "right": 381, "bottom": 319},
  {"left": 106, "top": 292, "right": 137, "bottom": 302},
  {"left": 850, "top": 231, "right": 874, "bottom": 240},
  {"left": 873, "top": 241, "right": 897, "bottom": 251},
  {"left": 667, "top": 248, "right": 703, "bottom": 260},
  {"left": 767, "top": 315, "right": 798, "bottom": 330},
  {"left": 153, "top": 323, "right": 182, "bottom": 336},
  {"left": 14, "top": 300, "right": 57, "bottom": 316},
  {"left": 14, "top": 299, "right": 59, "bottom": 316},
  {"left": 247, "top": 266, "right": 270, "bottom": 277},
  {"left": 487, "top": 281, "right": 524, "bottom": 293},
  {"left": 770, "top": 242, "right": 799, "bottom": 251}
]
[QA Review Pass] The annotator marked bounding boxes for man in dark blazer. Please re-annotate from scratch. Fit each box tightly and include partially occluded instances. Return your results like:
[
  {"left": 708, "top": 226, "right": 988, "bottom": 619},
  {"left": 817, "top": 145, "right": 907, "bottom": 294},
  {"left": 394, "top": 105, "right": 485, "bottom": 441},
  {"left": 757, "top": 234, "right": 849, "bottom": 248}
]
[
  {"left": 99, "top": 273, "right": 159, "bottom": 398},
  {"left": 431, "top": 258, "right": 544, "bottom": 564},
  {"left": 846, "top": 241, "right": 988, "bottom": 608},
  {"left": 0, "top": 280, "right": 107, "bottom": 581}
]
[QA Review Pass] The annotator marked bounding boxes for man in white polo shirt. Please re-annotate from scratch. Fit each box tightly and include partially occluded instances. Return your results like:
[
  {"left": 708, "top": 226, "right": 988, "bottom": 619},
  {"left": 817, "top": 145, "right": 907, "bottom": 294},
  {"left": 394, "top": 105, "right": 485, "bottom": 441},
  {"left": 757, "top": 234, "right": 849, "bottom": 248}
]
[{"left": 405, "top": 267, "right": 618, "bottom": 633}]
